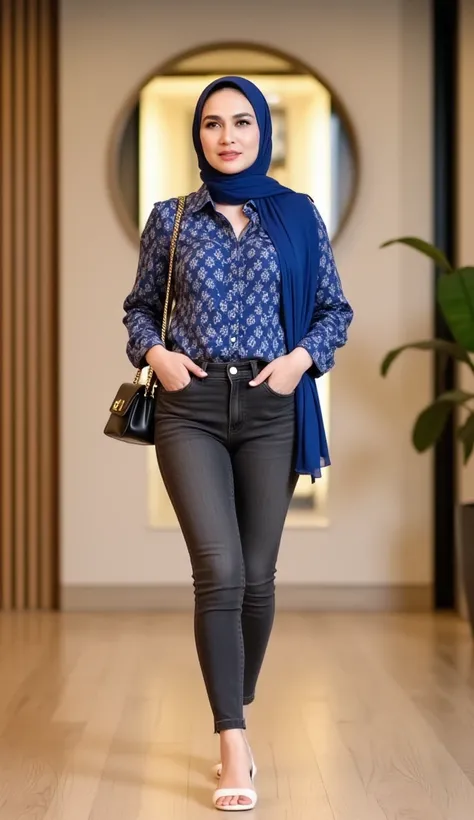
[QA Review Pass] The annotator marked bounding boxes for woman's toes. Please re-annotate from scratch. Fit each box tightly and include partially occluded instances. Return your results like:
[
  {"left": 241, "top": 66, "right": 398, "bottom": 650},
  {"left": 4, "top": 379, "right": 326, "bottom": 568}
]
[{"left": 216, "top": 793, "right": 252, "bottom": 807}]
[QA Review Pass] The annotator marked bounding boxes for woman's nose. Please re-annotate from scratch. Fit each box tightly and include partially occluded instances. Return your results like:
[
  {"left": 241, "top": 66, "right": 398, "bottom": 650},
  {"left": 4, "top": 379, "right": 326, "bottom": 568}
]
[{"left": 220, "top": 129, "right": 234, "bottom": 145}]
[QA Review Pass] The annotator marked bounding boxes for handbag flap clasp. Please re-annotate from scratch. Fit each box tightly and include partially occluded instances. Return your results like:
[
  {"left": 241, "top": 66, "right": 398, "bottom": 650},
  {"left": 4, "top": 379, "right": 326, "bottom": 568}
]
[{"left": 109, "top": 382, "right": 144, "bottom": 416}]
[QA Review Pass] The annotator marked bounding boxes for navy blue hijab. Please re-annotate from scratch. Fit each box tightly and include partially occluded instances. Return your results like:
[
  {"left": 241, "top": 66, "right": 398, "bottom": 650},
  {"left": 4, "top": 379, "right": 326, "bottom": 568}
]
[{"left": 192, "top": 76, "right": 329, "bottom": 478}]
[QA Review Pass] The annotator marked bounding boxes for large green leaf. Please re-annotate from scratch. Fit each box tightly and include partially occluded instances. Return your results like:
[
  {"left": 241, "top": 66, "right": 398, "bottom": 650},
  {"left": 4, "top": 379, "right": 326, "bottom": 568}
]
[
  {"left": 380, "top": 237, "right": 453, "bottom": 271},
  {"left": 412, "top": 401, "right": 454, "bottom": 453},
  {"left": 437, "top": 267, "right": 474, "bottom": 352},
  {"left": 458, "top": 412, "right": 474, "bottom": 464},
  {"left": 380, "top": 339, "right": 472, "bottom": 377}
]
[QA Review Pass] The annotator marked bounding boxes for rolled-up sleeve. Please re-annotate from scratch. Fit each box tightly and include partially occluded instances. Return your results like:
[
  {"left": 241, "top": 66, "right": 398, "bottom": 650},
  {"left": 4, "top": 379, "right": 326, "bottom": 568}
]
[
  {"left": 297, "top": 203, "right": 353, "bottom": 376},
  {"left": 123, "top": 203, "right": 170, "bottom": 369}
]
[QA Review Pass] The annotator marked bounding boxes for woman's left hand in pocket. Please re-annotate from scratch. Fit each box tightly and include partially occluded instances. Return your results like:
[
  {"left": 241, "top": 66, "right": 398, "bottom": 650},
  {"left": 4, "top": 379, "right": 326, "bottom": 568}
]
[{"left": 248, "top": 348, "right": 313, "bottom": 394}]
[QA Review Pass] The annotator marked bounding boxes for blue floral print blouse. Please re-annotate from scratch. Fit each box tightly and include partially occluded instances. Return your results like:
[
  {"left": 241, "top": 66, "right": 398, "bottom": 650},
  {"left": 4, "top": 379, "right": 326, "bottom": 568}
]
[{"left": 123, "top": 184, "right": 353, "bottom": 373}]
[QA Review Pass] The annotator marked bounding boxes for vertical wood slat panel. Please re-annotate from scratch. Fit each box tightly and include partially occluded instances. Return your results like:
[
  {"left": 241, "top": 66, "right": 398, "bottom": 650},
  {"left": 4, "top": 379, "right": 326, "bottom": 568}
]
[
  {"left": 26, "top": 0, "right": 40, "bottom": 610},
  {"left": 14, "top": 0, "right": 27, "bottom": 612},
  {"left": 39, "top": 0, "right": 58, "bottom": 609},
  {"left": 0, "top": 0, "right": 58, "bottom": 611},
  {"left": 0, "top": 0, "right": 15, "bottom": 612}
]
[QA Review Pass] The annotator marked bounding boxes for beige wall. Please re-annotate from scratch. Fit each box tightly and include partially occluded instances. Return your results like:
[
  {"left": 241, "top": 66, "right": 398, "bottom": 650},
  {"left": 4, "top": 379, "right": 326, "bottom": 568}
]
[
  {"left": 459, "top": 0, "right": 474, "bottom": 506},
  {"left": 60, "top": 0, "right": 433, "bottom": 592}
]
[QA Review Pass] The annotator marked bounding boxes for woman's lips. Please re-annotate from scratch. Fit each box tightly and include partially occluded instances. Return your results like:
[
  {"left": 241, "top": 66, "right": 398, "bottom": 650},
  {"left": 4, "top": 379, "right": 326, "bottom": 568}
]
[{"left": 219, "top": 152, "right": 241, "bottom": 161}]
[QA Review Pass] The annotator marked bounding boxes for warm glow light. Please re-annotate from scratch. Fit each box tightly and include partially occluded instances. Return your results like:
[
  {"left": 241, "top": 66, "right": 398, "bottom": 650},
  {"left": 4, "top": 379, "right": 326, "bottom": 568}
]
[{"left": 139, "top": 90, "right": 165, "bottom": 230}]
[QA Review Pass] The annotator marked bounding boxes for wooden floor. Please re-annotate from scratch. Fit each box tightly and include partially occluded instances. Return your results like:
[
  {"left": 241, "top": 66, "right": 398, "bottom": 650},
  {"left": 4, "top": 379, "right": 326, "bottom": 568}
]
[{"left": 1, "top": 611, "right": 474, "bottom": 819}]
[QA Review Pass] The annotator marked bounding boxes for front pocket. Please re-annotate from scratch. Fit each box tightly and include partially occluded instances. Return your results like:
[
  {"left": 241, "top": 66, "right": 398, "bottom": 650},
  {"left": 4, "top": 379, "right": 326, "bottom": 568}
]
[
  {"left": 159, "top": 376, "right": 195, "bottom": 395},
  {"left": 262, "top": 381, "right": 295, "bottom": 398}
]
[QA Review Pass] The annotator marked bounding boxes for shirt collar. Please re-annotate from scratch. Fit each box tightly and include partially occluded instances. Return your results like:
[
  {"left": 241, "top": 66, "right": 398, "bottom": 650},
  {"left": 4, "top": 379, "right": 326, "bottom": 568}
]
[
  {"left": 189, "top": 184, "right": 213, "bottom": 213},
  {"left": 189, "top": 184, "right": 258, "bottom": 218}
]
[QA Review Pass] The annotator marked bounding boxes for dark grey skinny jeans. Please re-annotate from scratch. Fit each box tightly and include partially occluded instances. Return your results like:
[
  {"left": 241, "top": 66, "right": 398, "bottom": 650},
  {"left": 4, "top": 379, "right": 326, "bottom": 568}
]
[{"left": 154, "top": 359, "right": 298, "bottom": 733}]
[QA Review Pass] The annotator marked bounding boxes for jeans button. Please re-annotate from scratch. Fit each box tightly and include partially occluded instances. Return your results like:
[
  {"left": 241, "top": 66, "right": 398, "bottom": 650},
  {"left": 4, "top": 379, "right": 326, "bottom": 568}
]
[{"left": 229, "top": 366, "right": 238, "bottom": 375}]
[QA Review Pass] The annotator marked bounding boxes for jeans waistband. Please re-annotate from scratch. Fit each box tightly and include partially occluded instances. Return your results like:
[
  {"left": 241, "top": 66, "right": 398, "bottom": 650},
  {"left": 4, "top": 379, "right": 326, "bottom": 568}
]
[{"left": 196, "top": 360, "right": 266, "bottom": 380}]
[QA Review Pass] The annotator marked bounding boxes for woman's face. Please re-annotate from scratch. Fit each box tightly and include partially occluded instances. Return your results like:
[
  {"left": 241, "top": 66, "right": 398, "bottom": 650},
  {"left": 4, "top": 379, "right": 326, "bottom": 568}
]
[{"left": 199, "top": 88, "right": 260, "bottom": 175}]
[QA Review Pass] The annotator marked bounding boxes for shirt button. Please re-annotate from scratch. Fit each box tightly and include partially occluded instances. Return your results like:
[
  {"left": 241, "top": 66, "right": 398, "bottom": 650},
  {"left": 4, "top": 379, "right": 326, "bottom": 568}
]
[
  {"left": 230, "top": 337, "right": 236, "bottom": 343},
  {"left": 229, "top": 366, "right": 238, "bottom": 375}
]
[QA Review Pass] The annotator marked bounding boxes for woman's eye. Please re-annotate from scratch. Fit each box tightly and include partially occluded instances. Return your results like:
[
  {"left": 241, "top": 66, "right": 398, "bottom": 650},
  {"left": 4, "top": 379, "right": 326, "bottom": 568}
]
[{"left": 203, "top": 120, "right": 251, "bottom": 129}]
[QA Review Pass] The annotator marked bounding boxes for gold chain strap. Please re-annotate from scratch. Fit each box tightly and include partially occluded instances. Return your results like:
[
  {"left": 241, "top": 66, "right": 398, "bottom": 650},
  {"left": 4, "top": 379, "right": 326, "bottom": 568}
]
[{"left": 133, "top": 195, "right": 187, "bottom": 393}]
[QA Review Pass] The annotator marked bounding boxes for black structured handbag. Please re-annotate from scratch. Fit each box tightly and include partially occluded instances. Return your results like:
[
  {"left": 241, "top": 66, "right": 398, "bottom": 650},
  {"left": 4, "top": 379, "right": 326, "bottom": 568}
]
[{"left": 103, "top": 195, "right": 186, "bottom": 445}]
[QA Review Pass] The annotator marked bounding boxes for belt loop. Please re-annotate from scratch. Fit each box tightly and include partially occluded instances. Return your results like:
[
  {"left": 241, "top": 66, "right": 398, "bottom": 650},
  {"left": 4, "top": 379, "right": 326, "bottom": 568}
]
[
  {"left": 200, "top": 361, "right": 209, "bottom": 372},
  {"left": 250, "top": 360, "right": 259, "bottom": 379}
]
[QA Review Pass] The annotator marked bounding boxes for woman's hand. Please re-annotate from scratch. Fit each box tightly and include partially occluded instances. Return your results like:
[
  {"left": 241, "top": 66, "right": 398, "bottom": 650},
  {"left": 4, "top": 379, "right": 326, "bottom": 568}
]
[
  {"left": 145, "top": 345, "right": 207, "bottom": 392},
  {"left": 248, "top": 348, "right": 312, "bottom": 394}
]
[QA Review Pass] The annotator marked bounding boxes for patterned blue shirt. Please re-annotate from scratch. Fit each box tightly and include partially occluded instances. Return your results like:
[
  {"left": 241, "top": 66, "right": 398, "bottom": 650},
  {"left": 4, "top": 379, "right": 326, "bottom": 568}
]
[{"left": 123, "top": 185, "right": 353, "bottom": 374}]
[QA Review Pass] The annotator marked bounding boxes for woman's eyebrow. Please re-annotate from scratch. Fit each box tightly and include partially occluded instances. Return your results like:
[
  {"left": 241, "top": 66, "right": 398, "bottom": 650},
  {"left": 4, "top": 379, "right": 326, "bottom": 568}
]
[{"left": 202, "top": 112, "right": 255, "bottom": 122}]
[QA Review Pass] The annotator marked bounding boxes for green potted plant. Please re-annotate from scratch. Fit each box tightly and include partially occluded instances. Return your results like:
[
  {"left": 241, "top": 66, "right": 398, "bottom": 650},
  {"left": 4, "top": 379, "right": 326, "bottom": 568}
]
[{"left": 380, "top": 237, "right": 474, "bottom": 630}]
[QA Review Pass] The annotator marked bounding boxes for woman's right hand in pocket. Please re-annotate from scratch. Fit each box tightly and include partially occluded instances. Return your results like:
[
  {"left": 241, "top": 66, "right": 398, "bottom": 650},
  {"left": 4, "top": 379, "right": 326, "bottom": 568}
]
[{"left": 145, "top": 345, "right": 207, "bottom": 392}]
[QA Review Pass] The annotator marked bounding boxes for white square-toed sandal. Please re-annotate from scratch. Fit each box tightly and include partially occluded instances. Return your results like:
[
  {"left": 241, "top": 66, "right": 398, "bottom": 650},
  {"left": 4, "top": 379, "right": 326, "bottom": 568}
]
[{"left": 212, "top": 754, "right": 257, "bottom": 812}]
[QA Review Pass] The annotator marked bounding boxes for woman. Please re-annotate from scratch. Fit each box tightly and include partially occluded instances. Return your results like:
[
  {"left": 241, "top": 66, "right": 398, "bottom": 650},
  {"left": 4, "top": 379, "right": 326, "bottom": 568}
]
[{"left": 123, "top": 76, "right": 353, "bottom": 811}]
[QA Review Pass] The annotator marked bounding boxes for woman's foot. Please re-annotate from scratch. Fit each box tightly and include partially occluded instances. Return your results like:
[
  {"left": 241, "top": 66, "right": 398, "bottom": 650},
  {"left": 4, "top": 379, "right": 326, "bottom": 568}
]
[
  {"left": 214, "top": 705, "right": 252, "bottom": 779},
  {"left": 214, "top": 729, "right": 255, "bottom": 809}
]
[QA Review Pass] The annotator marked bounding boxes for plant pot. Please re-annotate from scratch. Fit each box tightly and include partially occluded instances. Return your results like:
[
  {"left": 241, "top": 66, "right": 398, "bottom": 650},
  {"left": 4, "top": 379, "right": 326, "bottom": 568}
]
[{"left": 460, "top": 503, "right": 474, "bottom": 634}]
